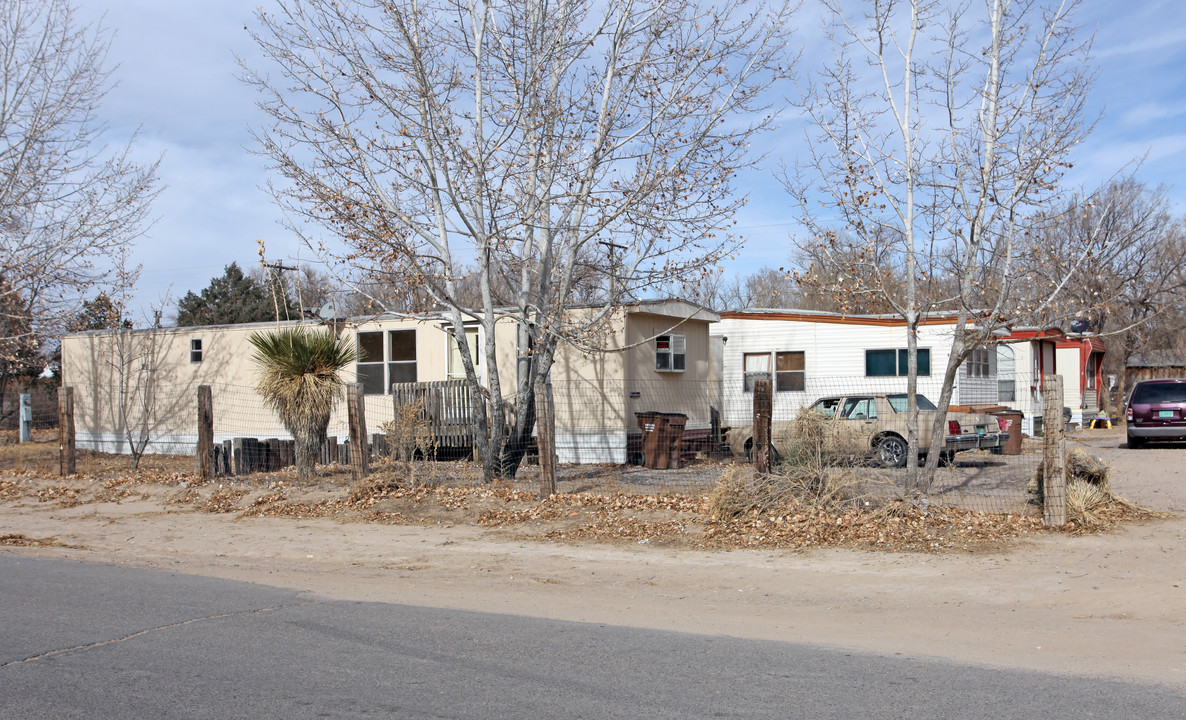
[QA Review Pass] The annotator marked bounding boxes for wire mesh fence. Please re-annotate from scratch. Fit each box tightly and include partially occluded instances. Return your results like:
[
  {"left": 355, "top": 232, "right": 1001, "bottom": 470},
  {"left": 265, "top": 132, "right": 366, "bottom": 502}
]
[{"left": 0, "top": 374, "right": 1080, "bottom": 514}]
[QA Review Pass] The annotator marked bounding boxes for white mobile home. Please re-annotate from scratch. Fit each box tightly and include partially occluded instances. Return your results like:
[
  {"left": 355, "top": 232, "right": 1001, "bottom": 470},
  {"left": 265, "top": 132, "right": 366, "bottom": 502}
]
[{"left": 710, "top": 310, "right": 992, "bottom": 428}]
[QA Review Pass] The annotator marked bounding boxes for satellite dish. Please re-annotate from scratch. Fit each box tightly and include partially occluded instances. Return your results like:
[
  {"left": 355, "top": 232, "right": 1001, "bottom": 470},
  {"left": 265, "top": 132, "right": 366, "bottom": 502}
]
[
  {"left": 1069, "top": 319, "right": 1090, "bottom": 333},
  {"left": 318, "top": 303, "right": 338, "bottom": 320}
]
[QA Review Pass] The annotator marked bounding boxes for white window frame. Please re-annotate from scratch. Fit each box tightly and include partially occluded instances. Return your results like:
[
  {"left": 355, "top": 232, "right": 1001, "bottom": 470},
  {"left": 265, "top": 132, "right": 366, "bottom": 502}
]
[
  {"left": 655, "top": 334, "right": 686, "bottom": 373},
  {"left": 446, "top": 326, "right": 482, "bottom": 381},
  {"left": 743, "top": 352, "right": 771, "bottom": 392},
  {"left": 189, "top": 338, "right": 203, "bottom": 364}
]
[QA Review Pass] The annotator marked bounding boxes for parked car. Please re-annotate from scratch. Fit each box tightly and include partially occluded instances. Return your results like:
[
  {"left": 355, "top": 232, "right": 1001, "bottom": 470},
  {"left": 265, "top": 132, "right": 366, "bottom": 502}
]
[
  {"left": 726, "top": 393, "right": 1008, "bottom": 468},
  {"left": 1126, "top": 378, "right": 1186, "bottom": 447}
]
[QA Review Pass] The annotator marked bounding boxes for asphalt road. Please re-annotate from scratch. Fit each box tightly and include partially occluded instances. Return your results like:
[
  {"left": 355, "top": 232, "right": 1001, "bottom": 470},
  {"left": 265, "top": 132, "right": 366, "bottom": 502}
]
[{"left": 1, "top": 554, "right": 1182, "bottom": 719}]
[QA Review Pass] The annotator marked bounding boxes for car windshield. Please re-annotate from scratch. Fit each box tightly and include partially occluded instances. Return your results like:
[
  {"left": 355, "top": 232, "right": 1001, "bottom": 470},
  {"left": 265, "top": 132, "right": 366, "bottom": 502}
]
[
  {"left": 886, "top": 394, "right": 938, "bottom": 412},
  {"left": 1130, "top": 383, "right": 1186, "bottom": 405}
]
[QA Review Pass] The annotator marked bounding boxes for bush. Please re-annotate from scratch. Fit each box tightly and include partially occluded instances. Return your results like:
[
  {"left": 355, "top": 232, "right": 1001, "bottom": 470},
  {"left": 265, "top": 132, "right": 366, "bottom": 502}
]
[
  {"left": 380, "top": 398, "right": 438, "bottom": 479},
  {"left": 707, "top": 411, "right": 866, "bottom": 520}
]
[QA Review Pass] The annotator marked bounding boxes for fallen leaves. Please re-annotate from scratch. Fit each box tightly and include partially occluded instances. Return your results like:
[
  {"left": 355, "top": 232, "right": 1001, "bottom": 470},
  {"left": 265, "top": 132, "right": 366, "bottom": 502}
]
[{"left": 0, "top": 456, "right": 1155, "bottom": 553}]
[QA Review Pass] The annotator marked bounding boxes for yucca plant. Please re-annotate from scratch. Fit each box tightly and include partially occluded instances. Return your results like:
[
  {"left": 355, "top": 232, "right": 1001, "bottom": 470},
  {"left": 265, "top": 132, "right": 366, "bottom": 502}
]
[{"left": 249, "top": 326, "right": 357, "bottom": 479}]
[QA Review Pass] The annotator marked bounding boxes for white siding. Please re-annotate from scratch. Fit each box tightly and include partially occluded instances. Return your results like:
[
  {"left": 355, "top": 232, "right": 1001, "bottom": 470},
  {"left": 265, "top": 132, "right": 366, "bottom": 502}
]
[
  {"left": 958, "top": 348, "right": 998, "bottom": 405},
  {"left": 711, "top": 317, "right": 968, "bottom": 427},
  {"left": 1057, "top": 347, "right": 1084, "bottom": 424}
]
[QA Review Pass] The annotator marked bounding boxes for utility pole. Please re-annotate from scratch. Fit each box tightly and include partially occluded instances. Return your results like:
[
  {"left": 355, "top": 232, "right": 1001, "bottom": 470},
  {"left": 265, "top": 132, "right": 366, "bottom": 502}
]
[
  {"left": 260, "top": 259, "right": 300, "bottom": 323},
  {"left": 597, "top": 240, "right": 626, "bottom": 301}
]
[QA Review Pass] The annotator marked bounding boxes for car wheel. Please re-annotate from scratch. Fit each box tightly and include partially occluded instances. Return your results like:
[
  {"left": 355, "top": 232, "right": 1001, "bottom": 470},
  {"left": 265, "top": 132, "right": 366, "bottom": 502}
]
[
  {"left": 938, "top": 450, "right": 955, "bottom": 467},
  {"left": 1127, "top": 434, "right": 1146, "bottom": 449},
  {"left": 877, "top": 435, "right": 908, "bottom": 468}
]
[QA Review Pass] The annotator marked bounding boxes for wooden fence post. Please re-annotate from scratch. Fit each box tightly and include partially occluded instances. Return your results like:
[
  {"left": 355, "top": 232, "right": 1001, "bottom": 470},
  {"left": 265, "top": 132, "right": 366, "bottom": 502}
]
[
  {"left": 347, "top": 383, "right": 369, "bottom": 480},
  {"left": 197, "top": 385, "right": 214, "bottom": 480},
  {"left": 58, "top": 387, "right": 75, "bottom": 476},
  {"left": 752, "top": 379, "right": 772, "bottom": 474},
  {"left": 535, "top": 379, "right": 557, "bottom": 498},
  {"left": 1042, "top": 375, "right": 1066, "bottom": 526}
]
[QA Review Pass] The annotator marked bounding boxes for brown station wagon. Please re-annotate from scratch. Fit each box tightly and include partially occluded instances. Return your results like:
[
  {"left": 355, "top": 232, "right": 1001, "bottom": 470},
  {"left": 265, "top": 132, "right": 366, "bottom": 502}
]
[{"left": 726, "top": 393, "right": 1008, "bottom": 468}]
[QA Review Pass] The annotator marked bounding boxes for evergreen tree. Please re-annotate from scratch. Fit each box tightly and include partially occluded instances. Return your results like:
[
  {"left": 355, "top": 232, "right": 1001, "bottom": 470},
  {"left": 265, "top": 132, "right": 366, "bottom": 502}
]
[
  {"left": 176, "top": 263, "right": 296, "bottom": 326},
  {"left": 70, "top": 293, "right": 133, "bottom": 331}
]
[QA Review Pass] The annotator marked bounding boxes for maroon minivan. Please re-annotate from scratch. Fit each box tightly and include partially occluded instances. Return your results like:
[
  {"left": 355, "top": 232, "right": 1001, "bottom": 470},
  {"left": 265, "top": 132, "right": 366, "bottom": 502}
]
[{"left": 1126, "top": 378, "right": 1186, "bottom": 447}]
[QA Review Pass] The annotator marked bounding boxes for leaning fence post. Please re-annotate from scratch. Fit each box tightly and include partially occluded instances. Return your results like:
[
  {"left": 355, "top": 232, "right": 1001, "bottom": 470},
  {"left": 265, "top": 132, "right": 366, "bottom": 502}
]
[
  {"left": 19, "top": 393, "right": 31, "bottom": 443},
  {"left": 1042, "top": 375, "right": 1066, "bottom": 526},
  {"left": 346, "top": 382, "right": 370, "bottom": 480},
  {"left": 58, "top": 387, "right": 75, "bottom": 476},
  {"left": 752, "top": 379, "right": 772, "bottom": 474},
  {"left": 197, "top": 385, "right": 214, "bottom": 479},
  {"left": 535, "top": 378, "right": 557, "bottom": 498}
]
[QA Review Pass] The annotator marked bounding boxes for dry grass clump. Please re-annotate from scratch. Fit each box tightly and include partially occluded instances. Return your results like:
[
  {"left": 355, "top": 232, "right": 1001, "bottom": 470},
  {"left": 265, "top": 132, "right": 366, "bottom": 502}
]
[
  {"left": 707, "top": 465, "right": 796, "bottom": 520},
  {"left": 709, "top": 411, "right": 867, "bottom": 520},
  {"left": 1032, "top": 448, "right": 1161, "bottom": 529},
  {"left": 347, "top": 466, "right": 424, "bottom": 502}
]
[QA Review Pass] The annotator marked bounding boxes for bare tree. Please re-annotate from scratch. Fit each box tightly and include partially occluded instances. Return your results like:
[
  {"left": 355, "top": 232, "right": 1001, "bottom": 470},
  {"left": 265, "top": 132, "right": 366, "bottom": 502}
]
[
  {"left": 786, "top": 0, "right": 1096, "bottom": 490},
  {"left": 245, "top": 0, "right": 795, "bottom": 479},
  {"left": 95, "top": 252, "right": 169, "bottom": 468},
  {"left": 1024, "top": 179, "right": 1186, "bottom": 411},
  {"left": 0, "top": 0, "right": 160, "bottom": 363}
]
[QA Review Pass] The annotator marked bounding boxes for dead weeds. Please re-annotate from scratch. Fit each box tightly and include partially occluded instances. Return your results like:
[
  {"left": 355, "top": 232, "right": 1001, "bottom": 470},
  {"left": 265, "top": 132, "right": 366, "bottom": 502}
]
[
  {"left": 0, "top": 446, "right": 1169, "bottom": 553},
  {"left": 0, "top": 532, "right": 83, "bottom": 549}
]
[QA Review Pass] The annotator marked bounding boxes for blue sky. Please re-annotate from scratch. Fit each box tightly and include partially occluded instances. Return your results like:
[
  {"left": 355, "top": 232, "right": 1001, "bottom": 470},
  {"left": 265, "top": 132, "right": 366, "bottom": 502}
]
[{"left": 79, "top": 0, "right": 1186, "bottom": 318}]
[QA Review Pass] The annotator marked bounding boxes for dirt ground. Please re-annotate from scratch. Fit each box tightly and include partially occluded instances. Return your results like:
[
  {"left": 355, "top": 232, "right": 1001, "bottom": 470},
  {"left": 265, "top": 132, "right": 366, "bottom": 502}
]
[{"left": 2, "top": 425, "right": 1185, "bottom": 690}]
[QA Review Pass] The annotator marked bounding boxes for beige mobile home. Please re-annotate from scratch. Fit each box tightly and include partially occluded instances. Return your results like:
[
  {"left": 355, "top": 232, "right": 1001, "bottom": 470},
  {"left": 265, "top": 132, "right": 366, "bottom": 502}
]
[{"left": 60, "top": 300, "right": 718, "bottom": 465}]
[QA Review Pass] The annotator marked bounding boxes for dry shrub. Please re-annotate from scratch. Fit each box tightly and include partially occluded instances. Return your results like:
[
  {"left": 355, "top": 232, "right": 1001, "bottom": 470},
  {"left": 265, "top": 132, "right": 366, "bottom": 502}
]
[
  {"left": 707, "top": 465, "right": 796, "bottom": 520},
  {"left": 779, "top": 410, "right": 866, "bottom": 504},
  {"left": 708, "top": 412, "right": 866, "bottom": 520},
  {"left": 785, "top": 409, "right": 867, "bottom": 469},
  {"left": 1032, "top": 448, "right": 1160, "bottom": 528},
  {"left": 380, "top": 398, "right": 438, "bottom": 480}
]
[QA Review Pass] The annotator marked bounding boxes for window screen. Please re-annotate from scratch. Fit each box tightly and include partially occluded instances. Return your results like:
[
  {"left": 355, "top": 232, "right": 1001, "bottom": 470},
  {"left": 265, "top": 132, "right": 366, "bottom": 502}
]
[
  {"left": 866, "top": 349, "right": 897, "bottom": 376},
  {"left": 867, "top": 348, "right": 930, "bottom": 376},
  {"left": 388, "top": 329, "right": 417, "bottom": 384}
]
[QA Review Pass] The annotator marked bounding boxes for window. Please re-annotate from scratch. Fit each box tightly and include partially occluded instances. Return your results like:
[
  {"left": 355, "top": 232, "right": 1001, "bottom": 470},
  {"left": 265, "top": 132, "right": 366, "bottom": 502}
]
[
  {"left": 810, "top": 398, "right": 840, "bottom": 416},
  {"left": 743, "top": 353, "right": 770, "bottom": 392},
  {"left": 655, "top": 334, "right": 686, "bottom": 372},
  {"left": 357, "top": 329, "right": 417, "bottom": 394},
  {"left": 866, "top": 348, "right": 930, "bottom": 376},
  {"left": 189, "top": 338, "right": 203, "bottom": 363},
  {"left": 997, "top": 345, "right": 1016, "bottom": 402},
  {"left": 388, "top": 330, "right": 416, "bottom": 384},
  {"left": 448, "top": 327, "right": 481, "bottom": 380},
  {"left": 775, "top": 351, "right": 805, "bottom": 392},
  {"left": 840, "top": 397, "right": 877, "bottom": 420},
  {"left": 967, "top": 347, "right": 991, "bottom": 378},
  {"left": 886, "top": 394, "right": 938, "bottom": 412}
]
